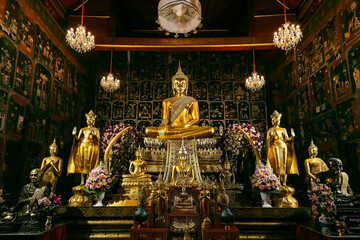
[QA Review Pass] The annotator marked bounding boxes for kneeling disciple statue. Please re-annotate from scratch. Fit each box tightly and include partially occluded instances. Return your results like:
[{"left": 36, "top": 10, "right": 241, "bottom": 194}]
[
  {"left": 39, "top": 139, "right": 63, "bottom": 191},
  {"left": 145, "top": 62, "right": 214, "bottom": 140},
  {"left": 67, "top": 110, "right": 100, "bottom": 206},
  {"left": 304, "top": 140, "right": 328, "bottom": 186}
]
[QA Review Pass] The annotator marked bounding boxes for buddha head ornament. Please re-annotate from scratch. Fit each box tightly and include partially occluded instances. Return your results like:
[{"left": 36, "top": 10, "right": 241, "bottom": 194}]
[
  {"left": 172, "top": 61, "right": 189, "bottom": 96},
  {"left": 49, "top": 139, "right": 58, "bottom": 156},
  {"left": 308, "top": 140, "right": 318, "bottom": 158},
  {"left": 135, "top": 146, "right": 143, "bottom": 160},
  {"left": 85, "top": 110, "right": 97, "bottom": 126},
  {"left": 270, "top": 110, "right": 281, "bottom": 126}
]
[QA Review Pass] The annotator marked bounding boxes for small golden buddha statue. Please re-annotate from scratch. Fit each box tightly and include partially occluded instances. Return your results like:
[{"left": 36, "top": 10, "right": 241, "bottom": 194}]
[
  {"left": 173, "top": 187, "right": 196, "bottom": 213},
  {"left": 155, "top": 175, "right": 167, "bottom": 222},
  {"left": 67, "top": 110, "right": 100, "bottom": 184},
  {"left": 123, "top": 146, "right": 150, "bottom": 179},
  {"left": 170, "top": 142, "right": 195, "bottom": 187},
  {"left": 200, "top": 180, "right": 211, "bottom": 229},
  {"left": 145, "top": 62, "right": 214, "bottom": 139},
  {"left": 304, "top": 140, "right": 329, "bottom": 185},
  {"left": 67, "top": 110, "right": 100, "bottom": 207},
  {"left": 219, "top": 157, "right": 236, "bottom": 189},
  {"left": 266, "top": 110, "right": 299, "bottom": 185},
  {"left": 39, "top": 139, "right": 63, "bottom": 191}
]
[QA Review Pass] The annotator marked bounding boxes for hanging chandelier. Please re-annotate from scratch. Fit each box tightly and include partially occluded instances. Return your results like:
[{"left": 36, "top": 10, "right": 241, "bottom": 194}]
[
  {"left": 100, "top": 49, "right": 120, "bottom": 93},
  {"left": 273, "top": 0, "right": 302, "bottom": 52},
  {"left": 157, "top": 0, "right": 202, "bottom": 38},
  {"left": 245, "top": 48, "right": 265, "bottom": 92},
  {"left": 65, "top": 0, "right": 95, "bottom": 53}
]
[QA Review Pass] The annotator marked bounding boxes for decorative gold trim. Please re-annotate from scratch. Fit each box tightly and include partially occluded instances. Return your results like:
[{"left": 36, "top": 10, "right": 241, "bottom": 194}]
[{"left": 95, "top": 43, "right": 274, "bottom": 48}]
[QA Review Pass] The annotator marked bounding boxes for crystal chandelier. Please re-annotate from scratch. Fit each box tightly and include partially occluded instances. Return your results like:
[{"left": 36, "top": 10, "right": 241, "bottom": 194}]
[
  {"left": 273, "top": 0, "right": 302, "bottom": 52},
  {"left": 157, "top": 0, "right": 202, "bottom": 38},
  {"left": 245, "top": 48, "right": 265, "bottom": 92},
  {"left": 65, "top": 0, "right": 95, "bottom": 53},
  {"left": 100, "top": 50, "right": 120, "bottom": 93}
]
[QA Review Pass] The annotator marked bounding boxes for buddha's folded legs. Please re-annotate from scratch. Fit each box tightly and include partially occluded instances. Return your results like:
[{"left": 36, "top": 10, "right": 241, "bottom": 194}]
[{"left": 145, "top": 126, "right": 215, "bottom": 139}]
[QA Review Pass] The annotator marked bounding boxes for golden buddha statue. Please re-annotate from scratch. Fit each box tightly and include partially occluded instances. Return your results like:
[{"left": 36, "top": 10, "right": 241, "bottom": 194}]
[
  {"left": 67, "top": 110, "right": 100, "bottom": 207},
  {"left": 304, "top": 140, "right": 329, "bottom": 185},
  {"left": 108, "top": 147, "right": 152, "bottom": 206},
  {"left": 173, "top": 187, "right": 196, "bottom": 213},
  {"left": 39, "top": 139, "right": 63, "bottom": 191},
  {"left": 219, "top": 157, "right": 236, "bottom": 189},
  {"left": 200, "top": 180, "right": 211, "bottom": 229},
  {"left": 123, "top": 146, "right": 150, "bottom": 179},
  {"left": 170, "top": 142, "right": 195, "bottom": 187},
  {"left": 145, "top": 62, "right": 214, "bottom": 140},
  {"left": 266, "top": 110, "right": 299, "bottom": 185}
]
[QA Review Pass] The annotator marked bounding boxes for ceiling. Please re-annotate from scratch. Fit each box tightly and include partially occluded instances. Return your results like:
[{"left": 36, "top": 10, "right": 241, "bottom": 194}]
[{"left": 46, "top": 0, "right": 323, "bottom": 51}]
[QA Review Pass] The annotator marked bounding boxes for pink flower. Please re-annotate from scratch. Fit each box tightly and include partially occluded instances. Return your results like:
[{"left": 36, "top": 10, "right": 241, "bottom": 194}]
[
  {"left": 107, "top": 178, "right": 112, "bottom": 183},
  {"left": 95, "top": 183, "right": 102, "bottom": 188},
  {"left": 38, "top": 197, "right": 51, "bottom": 206},
  {"left": 106, "top": 185, "right": 110, "bottom": 190},
  {"left": 311, "top": 205, "right": 317, "bottom": 211},
  {"left": 53, "top": 194, "right": 62, "bottom": 205}
]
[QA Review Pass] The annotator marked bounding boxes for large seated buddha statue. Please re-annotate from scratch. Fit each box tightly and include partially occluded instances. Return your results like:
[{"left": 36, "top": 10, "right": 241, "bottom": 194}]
[{"left": 145, "top": 62, "right": 214, "bottom": 140}]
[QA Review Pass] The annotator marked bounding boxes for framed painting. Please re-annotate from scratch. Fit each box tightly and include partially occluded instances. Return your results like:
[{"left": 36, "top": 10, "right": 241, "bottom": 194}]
[
  {"left": 310, "top": 111, "right": 336, "bottom": 149},
  {"left": 17, "top": 10, "right": 35, "bottom": 57},
  {"left": 96, "top": 102, "right": 111, "bottom": 120},
  {"left": 129, "top": 64, "right": 139, "bottom": 81},
  {"left": 234, "top": 83, "right": 250, "bottom": 101},
  {"left": 0, "top": 88, "right": 8, "bottom": 134},
  {"left": 199, "top": 101, "right": 209, "bottom": 119},
  {"left": 53, "top": 49, "right": 64, "bottom": 83},
  {"left": 193, "top": 82, "right": 207, "bottom": 100},
  {"left": 224, "top": 102, "right": 237, "bottom": 119},
  {"left": 51, "top": 78, "right": 62, "bottom": 113},
  {"left": 138, "top": 102, "right": 152, "bottom": 120},
  {"left": 323, "top": 17, "right": 341, "bottom": 63},
  {"left": 336, "top": 98, "right": 360, "bottom": 142},
  {"left": 297, "top": 84, "right": 311, "bottom": 121},
  {"left": 153, "top": 63, "right": 165, "bottom": 80},
  {"left": 348, "top": 40, "right": 360, "bottom": 93},
  {"left": 6, "top": 94, "right": 25, "bottom": 137},
  {"left": 223, "top": 63, "right": 236, "bottom": 81},
  {"left": 210, "top": 102, "right": 224, "bottom": 120},
  {"left": 14, "top": 50, "right": 32, "bottom": 97},
  {"left": 251, "top": 102, "right": 266, "bottom": 119},
  {"left": 0, "top": 0, "right": 19, "bottom": 41},
  {"left": 112, "top": 101, "right": 123, "bottom": 120},
  {"left": 339, "top": 1, "right": 360, "bottom": 44},
  {"left": 210, "top": 121, "right": 225, "bottom": 137},
  {"left": 238, "top": 101, "right": 250, "bottom": 120},
  {"left": 296, "top": 48, "right": 309, "bottom": 85},
  {"left": 140, "top": 81, "right": 152, "bottom": 101},
  {"left": 153, "top": 82, "right": 168, "bottom": 101},
  {"left": 208, "top": 81, "right": 221, "bottom": 101},
  {"left": 309, "top": 67, "right": 332, "bottom": 116},
  {"left": 210, "top": 63, "right": 222, "bottom": 80},
  {"left": 0, "top": 35, "right": 16, "bottom": 89},
  {"left": 152, "top": 101, "right": 162, "bottom": 119},
  {"left": 124, "top": 102, "right": 137, "bottom": 119},
  {"left": 330, "top": 57, "right": 351, "bottom": 102},
  {"left": 32, "top": 63, "right": 51, "bottom": 111},
  {"left": 308, "top": 31, "right": 324, "bottom": 74},
  {"left": 34, "top": 27, "right": 54, "bottom": 70},
  {"left": 222, "top": 82, "right": 234, "bottom": 101}
]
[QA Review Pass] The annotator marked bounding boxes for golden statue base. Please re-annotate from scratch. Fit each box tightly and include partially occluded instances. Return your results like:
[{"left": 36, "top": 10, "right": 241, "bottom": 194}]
[
  {"left": 273, "top": 185, "right": 298, "bottom": 208},
  {"left": 201, "top": 217, "right": 212, "bottom": 229},
  {"left": 107, "top": 176, "right": 151, "bottom": 207},
  {"left": 68, "top": 184, "right": 93, "bottom": 207}
]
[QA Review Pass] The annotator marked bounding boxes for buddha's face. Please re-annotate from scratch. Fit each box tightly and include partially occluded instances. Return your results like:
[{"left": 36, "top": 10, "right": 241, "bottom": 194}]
[
  {"left": 179, "top": 153, "right": 187, "bottom": 163},
  {"left": 271, "top": 116, "right": 281, "bottom": 126},
  {"left": 309, "top": 148, "right": 318, "bottom": 158},
  {"left": 173, "top": 78, "right": 187, "bottom": 95},
  {"left": 30, "top": 169, "right": 41, "bottom": 183},
  {"left": 86, "top": 116, "right": 95, "bottom": 126},
  {"left": 49, "top": 145, "right": 58, "bottom": 156}
]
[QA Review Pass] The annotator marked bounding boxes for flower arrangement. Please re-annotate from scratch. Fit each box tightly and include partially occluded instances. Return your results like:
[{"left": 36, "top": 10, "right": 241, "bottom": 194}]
[
  {"left": 308, "top": 179, "right": 337, "bottom": 224},
  {"left": 250, "top": 163, "right": 282, "bottom": 193},
  {"left": 335, "top": 219, "right": 346, "bottom": 230},
  {"left": 101, "top": 123, "right": 142, "bottom": 175},
  {"left": 223, "top": 123, "right": 263, "bottom": 156},
  {"left": 37, "top": 194, "right": 62, "bottom": 216},
  {"left": 85, "top": 165, "right": 112, "bottom": 195}
]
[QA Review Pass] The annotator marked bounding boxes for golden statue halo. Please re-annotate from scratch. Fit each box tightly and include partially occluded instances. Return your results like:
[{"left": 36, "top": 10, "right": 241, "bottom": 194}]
[
  {"left": 308, "top": 139, "right": 318, "bottom": 152},
  {"left": 85, "top": 110, "right": 97, "bottom": 119},
  {"left": 270, "top": 110, "right": 281, "bottom": 120}
]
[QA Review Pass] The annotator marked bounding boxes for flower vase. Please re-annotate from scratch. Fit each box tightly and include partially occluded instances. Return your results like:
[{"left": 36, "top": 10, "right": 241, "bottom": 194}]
[
  {"left": 45, "top": 216, "right": 52, "bottom": 230},
  {"left": 94, "top": 192, "right": 105, "bottom": 207},
  {"left": 260, "top": 192, "right": 272, "bottom": 208}
]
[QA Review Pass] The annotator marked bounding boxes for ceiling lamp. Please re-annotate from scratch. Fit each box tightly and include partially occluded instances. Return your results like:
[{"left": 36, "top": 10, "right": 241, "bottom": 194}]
[
  {"left": 273, "top": 0, "right": 302, "bottom": 52},
  {"left": 100, "top": 49, "right": 120, "bottom": 93},
  {"left": 245, "top": 48, "right": 265, "bottom": 92},
  {"left": 65, "top": 0, "right": 95, "bottom": 53},
  {"left": 157, "top": 0, "right": 202, "bottom": 37}
]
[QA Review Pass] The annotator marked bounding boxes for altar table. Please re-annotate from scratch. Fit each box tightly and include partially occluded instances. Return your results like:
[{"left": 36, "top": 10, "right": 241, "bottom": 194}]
[
  {"left": 202, "top": 225, "right": 239, "bottom": 240},
  {"left": 130, "top": 225, "right": 168, "bottom": 240}
]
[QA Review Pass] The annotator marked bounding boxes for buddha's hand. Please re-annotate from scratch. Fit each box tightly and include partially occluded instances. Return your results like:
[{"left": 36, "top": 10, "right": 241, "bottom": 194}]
[
  {"left": 159, "top": 124, "right": 167, "bottom": 137},
  {"left": 290, "top": 128, "right": 295, "bottom": 137},
  {"left": 72, "top": 127, "right": 77, "bottom": 135}
]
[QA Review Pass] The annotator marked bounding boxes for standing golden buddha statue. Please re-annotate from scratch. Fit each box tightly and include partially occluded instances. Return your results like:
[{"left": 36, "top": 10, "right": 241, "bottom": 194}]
[
  {"left": 266, "top": 110, "right": 299, "bottom": 207},
  {"left": 304, "top": 140, "right": 329, "bottom": 185},
  {"left": 266, "top": 110, "right": 299, "bottom": 185},
  {"left": 67, "top": 110, "right": 100, "bottom": 206},
  {"left": 39, "top": 139, "right": 63, "bottom": 191},
  {"left": 145, "top": 62, "right": 214, "bottom": 139}
]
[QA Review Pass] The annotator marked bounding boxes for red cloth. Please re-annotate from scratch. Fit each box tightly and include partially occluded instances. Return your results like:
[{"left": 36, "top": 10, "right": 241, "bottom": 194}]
[{"left": 296, "top": 226, "right": 332, "bottom": 240}]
